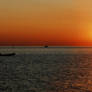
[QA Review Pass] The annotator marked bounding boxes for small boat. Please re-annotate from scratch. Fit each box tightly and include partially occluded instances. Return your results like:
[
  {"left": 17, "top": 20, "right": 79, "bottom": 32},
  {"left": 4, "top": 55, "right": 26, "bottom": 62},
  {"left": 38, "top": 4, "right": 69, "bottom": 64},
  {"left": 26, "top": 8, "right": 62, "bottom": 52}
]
[
  {"left": 44, "top": 45, "right": 48, "bottom": 48},
  {"left": 0, "top": 53, "right": 16, "bottom": 56}
]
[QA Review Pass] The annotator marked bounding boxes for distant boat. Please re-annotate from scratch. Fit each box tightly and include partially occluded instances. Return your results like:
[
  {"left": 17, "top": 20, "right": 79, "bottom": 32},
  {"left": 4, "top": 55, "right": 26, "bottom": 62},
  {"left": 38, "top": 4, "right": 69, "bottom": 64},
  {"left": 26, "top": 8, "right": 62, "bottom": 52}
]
[
  {"left": 0, "top": 53, "right": 16, "bottom": 56},
  {"left": 44, "top": 45, "right": 48, "bottom": 48}
]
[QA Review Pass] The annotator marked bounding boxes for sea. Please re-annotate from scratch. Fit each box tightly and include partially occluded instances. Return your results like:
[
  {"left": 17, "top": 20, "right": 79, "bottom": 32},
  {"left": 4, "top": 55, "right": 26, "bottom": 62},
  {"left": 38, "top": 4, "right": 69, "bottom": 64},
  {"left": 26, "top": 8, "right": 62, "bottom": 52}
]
[{"left": 0, "top": 46, "right": 92, "bottom": 92}]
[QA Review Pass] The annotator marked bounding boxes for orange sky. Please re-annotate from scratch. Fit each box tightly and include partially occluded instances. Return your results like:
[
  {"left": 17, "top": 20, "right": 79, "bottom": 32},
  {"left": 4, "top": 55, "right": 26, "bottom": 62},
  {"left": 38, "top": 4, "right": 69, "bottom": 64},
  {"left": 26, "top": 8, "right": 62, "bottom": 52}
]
[{"left": 0, "top": 0, "right": 92, "bottom": 46}]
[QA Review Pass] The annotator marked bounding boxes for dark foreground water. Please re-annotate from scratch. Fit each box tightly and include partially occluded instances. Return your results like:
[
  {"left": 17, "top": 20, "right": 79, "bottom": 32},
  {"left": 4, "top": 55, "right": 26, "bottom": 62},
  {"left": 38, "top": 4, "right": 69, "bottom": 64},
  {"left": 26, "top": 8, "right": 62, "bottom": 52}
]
[{"left": 0, "top": 47, "right": 92, "bottom": 92}]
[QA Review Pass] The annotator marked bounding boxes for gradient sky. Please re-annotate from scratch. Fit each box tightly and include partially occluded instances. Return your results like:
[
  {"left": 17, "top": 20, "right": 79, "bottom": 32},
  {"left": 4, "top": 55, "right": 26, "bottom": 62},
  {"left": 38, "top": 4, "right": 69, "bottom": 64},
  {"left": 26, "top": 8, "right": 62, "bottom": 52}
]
[{"left": 0, "top": 0, "right": 92, "bottom": 46}]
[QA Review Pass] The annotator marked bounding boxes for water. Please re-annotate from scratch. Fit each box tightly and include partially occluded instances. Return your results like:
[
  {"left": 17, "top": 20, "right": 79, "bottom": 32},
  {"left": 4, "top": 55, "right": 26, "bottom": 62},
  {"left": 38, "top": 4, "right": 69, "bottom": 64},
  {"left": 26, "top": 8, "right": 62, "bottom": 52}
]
[{"left": 0, "top": 47, "right": 92, "bottom": 92}]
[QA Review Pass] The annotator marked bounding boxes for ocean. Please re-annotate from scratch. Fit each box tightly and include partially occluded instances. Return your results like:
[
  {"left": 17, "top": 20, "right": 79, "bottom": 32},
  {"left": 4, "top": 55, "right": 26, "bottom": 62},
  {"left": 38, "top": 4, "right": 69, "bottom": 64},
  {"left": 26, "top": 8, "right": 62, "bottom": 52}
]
[{"left": 0, "top": 47, "right": 92, "bottom": 92}]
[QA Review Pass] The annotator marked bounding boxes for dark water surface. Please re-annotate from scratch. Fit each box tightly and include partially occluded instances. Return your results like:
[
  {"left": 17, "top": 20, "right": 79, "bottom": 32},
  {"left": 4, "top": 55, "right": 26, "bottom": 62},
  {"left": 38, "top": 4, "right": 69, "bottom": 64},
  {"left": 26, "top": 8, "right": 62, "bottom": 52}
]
[{"left": 0, "top": 47, "right": 92, "bottom": 92}]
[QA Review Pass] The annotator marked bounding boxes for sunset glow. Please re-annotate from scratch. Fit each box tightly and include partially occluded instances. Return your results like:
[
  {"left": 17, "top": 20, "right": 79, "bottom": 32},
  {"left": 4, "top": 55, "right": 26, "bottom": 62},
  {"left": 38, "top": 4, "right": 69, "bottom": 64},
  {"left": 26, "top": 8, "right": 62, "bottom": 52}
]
[{"left": 0, "top": 0, "right": 92, "bottom": 46}]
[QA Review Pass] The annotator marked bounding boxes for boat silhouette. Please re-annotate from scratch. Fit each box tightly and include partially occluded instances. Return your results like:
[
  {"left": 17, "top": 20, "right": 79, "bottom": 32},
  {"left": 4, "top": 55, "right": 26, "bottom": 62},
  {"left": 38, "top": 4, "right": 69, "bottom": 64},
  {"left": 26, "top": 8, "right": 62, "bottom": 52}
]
[
  {"left": 44, "top": 45, "right": 48, "bottom": 48},
  {"left": 0, "top": 53, "right": 16, "bottom": 56}
]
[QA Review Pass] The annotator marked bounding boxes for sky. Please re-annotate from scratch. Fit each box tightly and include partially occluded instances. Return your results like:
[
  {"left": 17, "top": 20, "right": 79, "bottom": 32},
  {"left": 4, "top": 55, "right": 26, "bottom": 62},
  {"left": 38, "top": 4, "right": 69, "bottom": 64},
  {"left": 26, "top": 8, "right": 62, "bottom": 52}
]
[{"left": 0, "top": 0, "right": 92, "bottom": 46}]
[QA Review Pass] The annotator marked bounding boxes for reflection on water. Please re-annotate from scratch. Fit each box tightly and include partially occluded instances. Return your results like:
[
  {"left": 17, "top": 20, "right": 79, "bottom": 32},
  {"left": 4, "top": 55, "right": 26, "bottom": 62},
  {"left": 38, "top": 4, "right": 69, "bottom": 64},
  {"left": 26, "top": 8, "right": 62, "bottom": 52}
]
[{"left": 0, "top": 47, "right": 92, "bottom": 92}]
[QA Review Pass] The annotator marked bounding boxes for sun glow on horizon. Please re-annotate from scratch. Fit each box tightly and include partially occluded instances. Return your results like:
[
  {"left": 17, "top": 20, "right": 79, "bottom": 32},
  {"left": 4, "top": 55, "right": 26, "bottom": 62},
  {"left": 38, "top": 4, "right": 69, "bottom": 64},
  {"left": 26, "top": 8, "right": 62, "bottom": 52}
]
[{"left": 0, "top": 0, "right": 92, "bottom": 46}]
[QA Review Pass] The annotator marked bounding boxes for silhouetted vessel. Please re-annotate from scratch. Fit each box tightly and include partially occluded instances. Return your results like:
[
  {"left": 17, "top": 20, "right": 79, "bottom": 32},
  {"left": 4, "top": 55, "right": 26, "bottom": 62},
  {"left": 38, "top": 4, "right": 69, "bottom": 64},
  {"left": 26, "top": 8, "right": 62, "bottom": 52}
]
[
  {"left": 44, "top": 45, "right": 48, "bottom": 48},
  {"left": 0, "top": 53, "right": 16, "bottom": 56}
]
